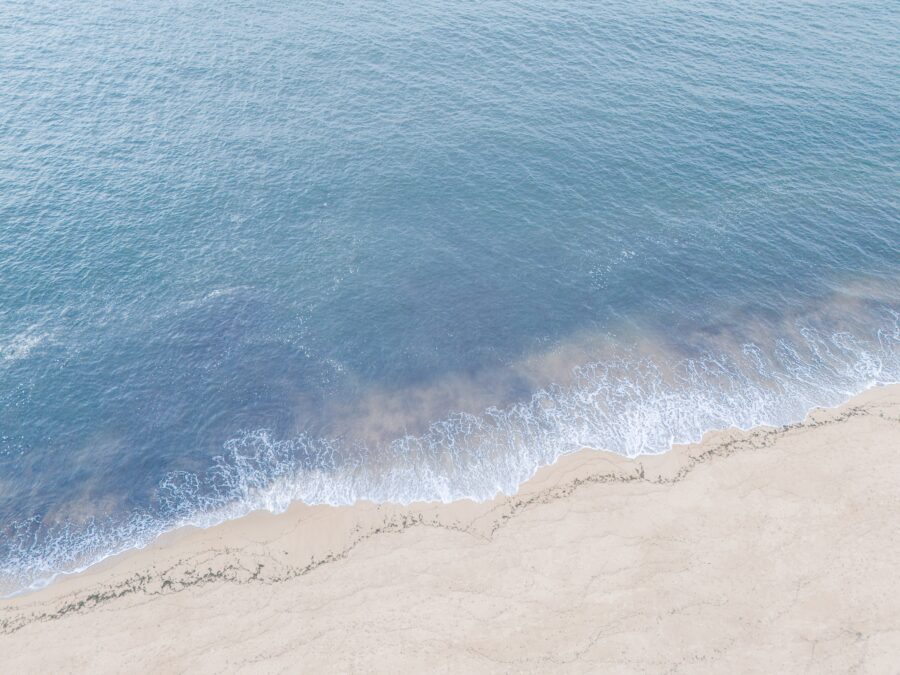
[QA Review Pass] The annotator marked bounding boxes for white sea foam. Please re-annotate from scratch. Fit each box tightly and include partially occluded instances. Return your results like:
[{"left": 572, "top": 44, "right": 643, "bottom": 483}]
[
  {"left": 2, "top": 311, "right": 899, "bottom": 597},
  {"left": 0, "top": 325, "right": 51, "bottom": 365}
]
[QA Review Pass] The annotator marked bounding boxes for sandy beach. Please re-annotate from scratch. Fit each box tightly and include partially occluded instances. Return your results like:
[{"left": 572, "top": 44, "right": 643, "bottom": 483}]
[{"left": 2, "top": 383, "right": 899, "bottom": 672}]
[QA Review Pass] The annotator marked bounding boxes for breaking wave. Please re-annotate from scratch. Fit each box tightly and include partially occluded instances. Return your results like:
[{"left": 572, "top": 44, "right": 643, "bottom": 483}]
[{"left": 2, "top": 310, "right": 899, "bottom": 596}]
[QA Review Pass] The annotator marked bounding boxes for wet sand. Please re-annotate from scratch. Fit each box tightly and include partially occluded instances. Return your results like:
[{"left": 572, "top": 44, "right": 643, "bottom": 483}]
[{"left": 2, "top": 384, "right": 899, "bottom": 673}]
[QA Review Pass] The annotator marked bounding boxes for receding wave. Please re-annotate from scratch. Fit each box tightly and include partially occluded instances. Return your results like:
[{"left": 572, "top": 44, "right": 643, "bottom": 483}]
[{"left": 2, "top": 309, "right": 899, "bottom": 596}]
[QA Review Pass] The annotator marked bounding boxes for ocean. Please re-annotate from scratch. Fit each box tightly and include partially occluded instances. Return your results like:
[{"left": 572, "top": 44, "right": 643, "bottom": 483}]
[{"left": 1, "top": 0, "right": 898, "bottom": 595}]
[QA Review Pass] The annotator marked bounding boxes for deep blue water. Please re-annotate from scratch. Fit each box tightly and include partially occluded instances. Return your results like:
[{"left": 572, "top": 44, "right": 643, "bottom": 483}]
[{"left": 1, "top": 0, "right": 898, "bottom": 594}]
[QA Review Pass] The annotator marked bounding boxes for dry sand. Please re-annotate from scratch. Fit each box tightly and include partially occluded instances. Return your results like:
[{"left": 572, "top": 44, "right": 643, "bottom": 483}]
[{"left": 2, "top": 384, "right": 900, "bottom": 673}]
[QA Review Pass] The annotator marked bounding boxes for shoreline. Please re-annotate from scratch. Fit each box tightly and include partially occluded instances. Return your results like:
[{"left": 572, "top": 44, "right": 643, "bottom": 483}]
[
  {"left": 2, "top": 382, "right": 900, "bottom": 670},
  {"left": 6, "top": 379, "right": 897, "bottom": 600}
]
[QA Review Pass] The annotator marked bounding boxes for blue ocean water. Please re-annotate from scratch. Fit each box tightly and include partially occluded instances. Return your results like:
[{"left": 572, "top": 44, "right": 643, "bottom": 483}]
[{"left": 1, "top": 0, "right": 898, "bottom": 594}]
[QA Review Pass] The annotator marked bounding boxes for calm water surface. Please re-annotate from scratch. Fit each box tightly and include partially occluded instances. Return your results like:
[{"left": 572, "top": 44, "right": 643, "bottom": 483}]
[{"left": 1, "top": 0, "right": 898, "bottom": 593}]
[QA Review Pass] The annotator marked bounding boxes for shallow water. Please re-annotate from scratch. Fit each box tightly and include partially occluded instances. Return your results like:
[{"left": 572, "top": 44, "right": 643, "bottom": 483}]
[{"left": 1, "top": 0, "right": 898, "bottom": 594}]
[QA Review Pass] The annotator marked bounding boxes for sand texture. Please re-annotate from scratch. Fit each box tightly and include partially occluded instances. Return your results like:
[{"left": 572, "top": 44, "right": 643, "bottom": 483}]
[{"left": 2, "top": 384, "right": 900, "bottom": 673}]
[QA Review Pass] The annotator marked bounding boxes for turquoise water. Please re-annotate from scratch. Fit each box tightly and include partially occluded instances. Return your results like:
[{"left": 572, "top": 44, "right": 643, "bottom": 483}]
[{"left": 1, "top": 0, "right": 898, "bottom": 594}]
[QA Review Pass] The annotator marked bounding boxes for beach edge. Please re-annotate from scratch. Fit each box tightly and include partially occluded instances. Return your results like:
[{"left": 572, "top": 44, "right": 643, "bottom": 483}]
[{"left": 2, "top": 383, "right": 900, "bottom": 672}]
